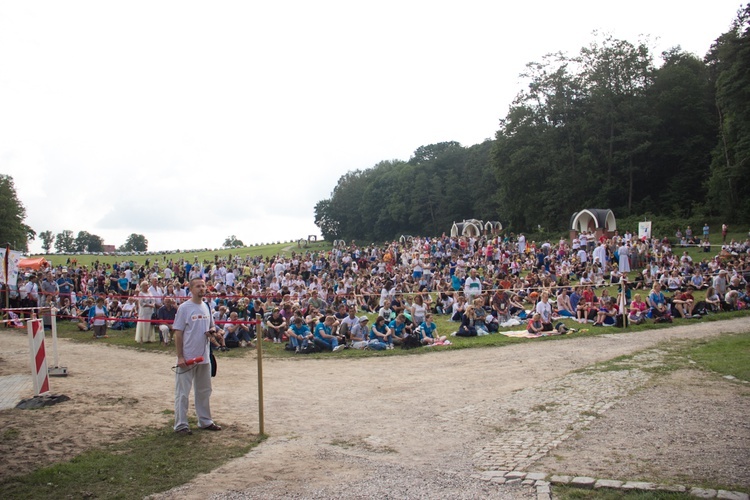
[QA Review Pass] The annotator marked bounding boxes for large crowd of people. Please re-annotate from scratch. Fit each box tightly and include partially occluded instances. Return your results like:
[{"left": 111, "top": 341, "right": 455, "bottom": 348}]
[{"left": 4, "top": 228, "right": 750, "bottom": 348}]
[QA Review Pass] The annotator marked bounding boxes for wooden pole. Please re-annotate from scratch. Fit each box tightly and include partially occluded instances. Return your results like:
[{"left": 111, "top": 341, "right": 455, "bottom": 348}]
[{"left": 255, "top": 313, "right": 265, "bottom": 435}]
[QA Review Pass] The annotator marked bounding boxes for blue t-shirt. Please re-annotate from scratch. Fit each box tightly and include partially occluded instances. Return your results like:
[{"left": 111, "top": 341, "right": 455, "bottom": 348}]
[
  {"left": 314, "top": 322, "right": 330, "bottom": 340},
  {"left": 419, "top": 321, "right": 436, "bottom": 339},
  {"left": 370, "top": 323, "right": 387, "bottom": 341},
  {"left": 289, "top": 323, "right": 310, "bottom": 337},
  {"left": 570, "top": 292, "right": 581, "bottom": 311},
  {"left": 388, "top": 320, "right": 406, "bottom": 336},
  {"left": 649, "top": 291, "right": 665, "bottom": 307}
]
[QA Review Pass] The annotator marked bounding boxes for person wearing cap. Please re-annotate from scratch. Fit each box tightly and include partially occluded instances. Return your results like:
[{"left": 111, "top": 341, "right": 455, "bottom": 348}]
[{"left": 287, "top": 315, "right": 313, "bottom": 352}]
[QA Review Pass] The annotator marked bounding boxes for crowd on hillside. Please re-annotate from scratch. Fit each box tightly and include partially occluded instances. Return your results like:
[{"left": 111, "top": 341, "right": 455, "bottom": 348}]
[{"left": 3, "top": 227, "right": 750, "bottom": 347}]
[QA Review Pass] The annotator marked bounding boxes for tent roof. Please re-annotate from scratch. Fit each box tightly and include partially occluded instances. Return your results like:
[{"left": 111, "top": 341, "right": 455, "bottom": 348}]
[{"left": 18, "top": 257, "right": 48, "bottom": 270}]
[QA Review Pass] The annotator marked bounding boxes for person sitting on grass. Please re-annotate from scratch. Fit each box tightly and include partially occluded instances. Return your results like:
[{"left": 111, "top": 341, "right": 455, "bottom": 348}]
[
  {"left": 527, "top": 312, "right": 544, "bottom": 335},
  {"left": 456, "top": 305, "right": 480, "bottom": 337},
  {"left": 265, "top": 307, "right": 287, "bottom": 344},
  {"left": 287, "top": 315, "right": 313, "bottom": 352},
  {"left": 450, "top": 295, "right": 467, "bottom": 321},
  {"left": 593, "top": 297, "right": 617, "bottom": 326},
  {"left": 156, "top": 297, "right": 178, "bottom": 344},
  {"left": 704, "top": 286, "right": 722, "bottom": 312},
  {"left": 209, "top": 327, "right": 229, "bottom": 351},
  {"left": 437, "top": 292, "right": 455, "bottom": 316},
  {"left": 576, "top": 286, "right": 596, "bottom": 324},
  {"left": 648, "top": 282, "right": 671, "bottom": 321},
  {"left": 672, "top": 286, "right": 696, "bottom": 319},
  {"left": 314, "top": 315, "right": 345, "bottom": 352},
  {"left": 628, "top": 293, "right": 648, "bottom": 324},
  {"left": 88, "top": 297, "right": 109, "bottom": 339},
  {"left": 224, "top": 311, "right": 254, "bottom": 348},
  {"left": 378, "top": 302, "right": 395, "bottom": 322},
  {"left": 534, "top": 292, "right": 554, "bottom": 331},
  {"left": 555, "top": 288, "right": 575, "bottom": 317},
  {"left": 77, "top": 298, "right": 94, "bottom": 331},
  {"left": 388, "top": 313, "right": 411, "bottom": 345},
  {"left": 369, "top": 315, "right": 395, "bottom": 349},
  {"left": 418, "top": 313, "right": 447, "bottom": 345}
]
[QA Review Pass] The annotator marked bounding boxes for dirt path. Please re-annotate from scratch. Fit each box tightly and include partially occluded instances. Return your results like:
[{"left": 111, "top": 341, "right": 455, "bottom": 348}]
[{"left": 1, "top": 318, "right": 748, "bottom": 498}]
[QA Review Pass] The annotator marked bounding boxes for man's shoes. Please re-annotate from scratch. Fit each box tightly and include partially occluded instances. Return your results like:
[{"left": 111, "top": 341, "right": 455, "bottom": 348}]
[
  {"left": 201, "top": 423, "right": 222, "bottom": 431},
  {"left": 332, "top": 344, "right": 345, "bottom": 352},
  {"left": 175, "top": 428, "right": 193, "bottom": 435}
]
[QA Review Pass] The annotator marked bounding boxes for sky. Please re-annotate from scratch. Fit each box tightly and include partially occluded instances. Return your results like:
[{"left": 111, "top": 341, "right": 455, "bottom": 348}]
[{"left": 0, "top": 0, "right": 744, "bottom": 254}]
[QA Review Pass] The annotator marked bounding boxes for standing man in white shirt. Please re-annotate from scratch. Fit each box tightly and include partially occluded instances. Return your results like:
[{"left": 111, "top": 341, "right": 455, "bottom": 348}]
[{"left": 173, "top": 277, "right": 221, "bottom": 435}]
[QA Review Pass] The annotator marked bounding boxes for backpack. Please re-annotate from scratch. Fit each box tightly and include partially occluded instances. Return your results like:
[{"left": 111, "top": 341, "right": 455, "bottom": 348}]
[
  {"left": 401, "top": 333, "right": 422, "bottom": 349},
  {"left": 299, "top": 343, "right": 321, "bottom": 354}
]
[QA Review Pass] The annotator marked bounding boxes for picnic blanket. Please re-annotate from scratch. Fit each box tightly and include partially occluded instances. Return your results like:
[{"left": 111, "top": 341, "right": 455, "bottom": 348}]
[
  {"left": 499, "top": 328, "right": 582, "bottom": 339},
  {"left": 500, "top": 330, "right": 543, "bottom": 338}
]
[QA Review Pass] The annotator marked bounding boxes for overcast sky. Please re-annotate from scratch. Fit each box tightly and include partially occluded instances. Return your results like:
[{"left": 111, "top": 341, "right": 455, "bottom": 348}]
[{"left": 0, "top": 0, "right": 743, "bottom": 254}]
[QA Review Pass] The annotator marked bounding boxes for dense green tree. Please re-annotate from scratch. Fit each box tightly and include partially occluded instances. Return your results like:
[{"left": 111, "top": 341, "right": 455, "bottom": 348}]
[
  {"left": 120, "top": 233, "right": 148, "bottom": 252},
  {"left": 314, "top": 199, "right": 340, "bottom": 241},
  {"left": 705, "top": 3, "right": 750, "bottom": 219},
  {"left": 314, "top": 18, "right": 746, "bottom": 239},
  {"left": 73, "top": 231, "right": 104, "bottom": 252},
  {"left": 223, "top": 235, "right": 244, "bottom": 247},
  {"left": 54, "top": 230, "right": 75, "bottom": 253},
  {"left": 0, "top": 174, "right": 35, "bottom": 252},
  {"left": 647, "top": 48, "right": 716, "bottom": 216},
  {"left": 39, "top": 230, "right": 54, "bottom": 254}
]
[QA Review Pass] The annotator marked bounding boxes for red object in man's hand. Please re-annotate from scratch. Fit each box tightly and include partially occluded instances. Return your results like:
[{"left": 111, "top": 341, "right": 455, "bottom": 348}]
[{"left": 184, "top": 356, "right": 204, "bottom": 366}]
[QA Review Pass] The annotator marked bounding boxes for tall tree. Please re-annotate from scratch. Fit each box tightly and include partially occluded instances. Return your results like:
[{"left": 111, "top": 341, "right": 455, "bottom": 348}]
[
  {"left": 39, "top": 230, "right": 55, "bottom": 254},
  {"left": 0, "top": 174, "right": 35, "bottom": 252},
  {"left": 647, "top": 48, "right": 716, "bottom": 216},
  {"left": 120, "top": 233, "right": 148, "bottom": 252},
  {"left": 705, "top": 4, "right": 750, "bottom": 219},
  {"left": 55, "top": 230, "right": 75, "bottom": 253},
  {"left": 223, "top": 235, "right": 244, "bottom": 247}
]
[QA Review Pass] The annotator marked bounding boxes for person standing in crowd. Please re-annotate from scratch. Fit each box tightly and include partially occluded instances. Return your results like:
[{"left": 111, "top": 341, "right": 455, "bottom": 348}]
[
  {"left": 135, "top": 281, "right": 157, "bottom": 343},
  {"left": 174, "top": 277, "right": 221, "bottom": 435}
]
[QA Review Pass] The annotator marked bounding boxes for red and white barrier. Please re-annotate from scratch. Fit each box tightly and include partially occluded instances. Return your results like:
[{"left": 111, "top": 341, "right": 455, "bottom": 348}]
[{"left": 27, "top": 318, "right": 50, "bottom": 395}]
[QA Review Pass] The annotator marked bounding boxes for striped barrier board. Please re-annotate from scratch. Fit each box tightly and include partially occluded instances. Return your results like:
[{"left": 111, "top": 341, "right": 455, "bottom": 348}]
[{"left": 27, "top": 319, "right": 50, "bottom": 395}]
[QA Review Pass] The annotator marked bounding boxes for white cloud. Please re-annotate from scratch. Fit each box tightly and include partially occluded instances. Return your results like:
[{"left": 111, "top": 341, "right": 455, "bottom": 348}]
[{"left": 0, "top": 0, "right": 741, "bottom": 253}]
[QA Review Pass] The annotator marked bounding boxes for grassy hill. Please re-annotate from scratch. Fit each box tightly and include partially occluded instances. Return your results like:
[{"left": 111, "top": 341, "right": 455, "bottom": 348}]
[{"left": 38, "top": 240, "right": 333, "bottom": 267}]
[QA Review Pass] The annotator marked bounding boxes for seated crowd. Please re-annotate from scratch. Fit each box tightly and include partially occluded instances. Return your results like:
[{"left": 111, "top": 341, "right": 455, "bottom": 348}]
[{"left": 4, "top": 229, "right": 750, "bottom": 346}]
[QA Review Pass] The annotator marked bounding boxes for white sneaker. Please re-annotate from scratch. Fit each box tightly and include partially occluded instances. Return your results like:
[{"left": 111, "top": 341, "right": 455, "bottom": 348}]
[{"left": 333, "top": 344, "right": 344, "bottom": 352}]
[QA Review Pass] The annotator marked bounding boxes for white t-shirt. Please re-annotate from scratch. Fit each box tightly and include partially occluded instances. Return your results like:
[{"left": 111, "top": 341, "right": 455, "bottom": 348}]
[{"left": 173, "top": 301, "right": 213, "bottom": 364}]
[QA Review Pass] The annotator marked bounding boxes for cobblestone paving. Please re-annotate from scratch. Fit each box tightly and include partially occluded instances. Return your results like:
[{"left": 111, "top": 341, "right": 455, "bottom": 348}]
[
  {"left": 0, "top": 374, "right": 32, "bottom": 410},
  {"left": 443, "top": 350, "right": 666, "bottom": 471}
]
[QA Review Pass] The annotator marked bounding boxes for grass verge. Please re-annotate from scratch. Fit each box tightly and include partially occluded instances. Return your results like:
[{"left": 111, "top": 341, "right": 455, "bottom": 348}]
[
  {"left": 554, "top": 485, "right": 691, "bottom": 499},
  {"left": 0, "top": 422, "right": 265, "bottom": 499},
  {"left": 687, "top": 333, "right": 750, "bottom": 381}
]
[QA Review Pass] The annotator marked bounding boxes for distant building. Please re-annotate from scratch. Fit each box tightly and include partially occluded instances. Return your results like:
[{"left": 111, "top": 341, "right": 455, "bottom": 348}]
[{"left": 103, "top": 245, "right": 116, "bottom": 253}]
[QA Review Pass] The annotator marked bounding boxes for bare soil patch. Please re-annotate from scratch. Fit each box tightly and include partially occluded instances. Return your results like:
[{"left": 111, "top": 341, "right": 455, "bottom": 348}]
[{"left": 0, "top": 318, "right": 748, "bottom": 498}]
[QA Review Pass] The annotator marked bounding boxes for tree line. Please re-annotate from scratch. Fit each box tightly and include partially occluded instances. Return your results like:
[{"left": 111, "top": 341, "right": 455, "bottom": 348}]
[{"left": 315, "top": 6, "right": 749, "bottom": 242}]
